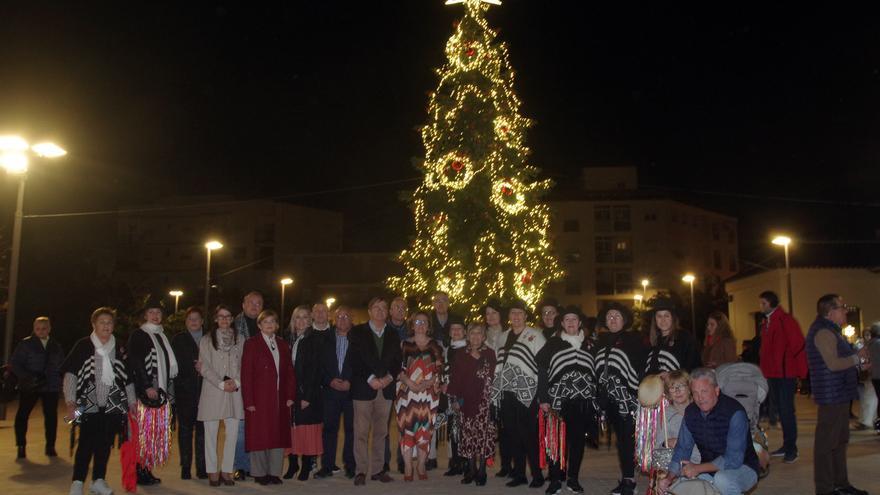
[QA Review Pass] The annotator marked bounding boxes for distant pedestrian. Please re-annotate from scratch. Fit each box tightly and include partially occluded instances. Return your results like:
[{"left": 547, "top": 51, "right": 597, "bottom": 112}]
[
  {"left": 12, "top": 316, "right": 64, "bottom": 459},
  {"left": 757, "top": 290, "right": 807, "bottom": 463},
  {"left": 702, "top": 311, "right": 738, "bottom": 368}
]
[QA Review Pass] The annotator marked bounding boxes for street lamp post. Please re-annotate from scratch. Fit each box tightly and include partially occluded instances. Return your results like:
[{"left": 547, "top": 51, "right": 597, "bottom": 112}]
[
  {"left": 169, "top": 290, "right": 183, "bottom": 314},
  {"left": 1, "top": 136, "right": 66, "bottom": 362},
  {"left": 204, "top": 241, "right": 223, "bottom": 313},
  {"left": 772, "top": 235, "right": 793, "bottom": 314},
  {"left": 682, "top": 273, "right": 696, "bottom": 334},
  {"left": 634, "top": 294, "right": 643, "bottom": 307},
  {"left": 280, "top": 277, "right": 293, "bottom": 324},
  {"left": 641, "top": 278, "right": 649, "bottom": 300}
]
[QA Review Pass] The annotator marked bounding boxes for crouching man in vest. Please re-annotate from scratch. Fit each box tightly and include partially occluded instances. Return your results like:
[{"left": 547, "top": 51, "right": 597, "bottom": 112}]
[{"left": 658, "top": 368, "right": 759, "bottom": 495}]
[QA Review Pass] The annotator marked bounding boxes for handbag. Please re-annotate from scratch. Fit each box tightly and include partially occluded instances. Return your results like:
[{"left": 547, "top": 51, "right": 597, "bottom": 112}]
[{"left": 650, "top": 399, "right": 673, "bottom": 471}]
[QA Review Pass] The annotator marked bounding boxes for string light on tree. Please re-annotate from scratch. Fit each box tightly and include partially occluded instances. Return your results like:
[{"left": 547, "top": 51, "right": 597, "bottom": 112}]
[{"left": 388, "top": 0, "right": 563, "bottom": 318}]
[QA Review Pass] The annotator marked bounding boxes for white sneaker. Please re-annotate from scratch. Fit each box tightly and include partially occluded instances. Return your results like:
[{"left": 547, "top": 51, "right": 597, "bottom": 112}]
[
  {"left": 89, "top": 479, "right": 113, "bottom": 495},
  {"left": 69, "top": 481, "right": 84, "bottom": 495}
]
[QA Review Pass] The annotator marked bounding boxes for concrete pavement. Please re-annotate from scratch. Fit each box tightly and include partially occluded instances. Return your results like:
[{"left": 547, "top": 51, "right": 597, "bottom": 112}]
[{"left": 1, "top": 394, "right": 878, "bottom": 494}]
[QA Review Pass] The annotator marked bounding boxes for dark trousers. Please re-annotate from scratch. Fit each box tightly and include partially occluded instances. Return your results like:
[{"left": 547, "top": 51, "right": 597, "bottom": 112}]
[
  {"left": 73, "top": 412, "right": 123, "bottom": 482},
  {"left": 15, "top": 391, "right": 58, "bottom": 448},
  {"left": 549, "top": 401, "right": 589, "bottom": 482},
  {"left": 814, "top": 402, "right": 850, "bottom": 494},
  {"left": 500, "top": 392, "right": 540, "bottom": 479},
  {"left": 606, "top": 405, "right": 635, "bottom": 479},
  {"left": 322, "top": 393, "right": 355, "bottom": 470},
  {"left": 872, "top": 380, "right": 880, "bottom": 420},
  {"left": 177, "top": 404, "right": 206, "bottom": 475},
  {"left": 768, "top": 377, "right": 798, "bottom": 454},
  {"left": 493, "top": 405, "right": 512, "bottom": 470}
]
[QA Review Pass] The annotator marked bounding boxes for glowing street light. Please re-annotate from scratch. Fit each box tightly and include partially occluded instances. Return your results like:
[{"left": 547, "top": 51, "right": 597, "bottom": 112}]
[
  {"left": 2, "top": 136, "right": 66, "bottom": 362},
  {"left": 634, "top": 294, "right": 643, "bottom": 307},
  {"left": 204, "top": 240, "right": 223, "bottom": 312},
  {"left": 641, "top": 278, "right": 649, "bottom": 299},
  {"left": 772, "top": 235, "right": 794, "bottom": 314},
  {"left": 325, "top": 297, "right": 336, "bottom": 309},
  {"left": 280, "top": 277, "right": 293, "bottom": 323},
  {"left": 169, "top": 290, "right": 184, "bottom": 313},
  {"left": 682, "top": 273, "right": 696, "bottom": 333}
]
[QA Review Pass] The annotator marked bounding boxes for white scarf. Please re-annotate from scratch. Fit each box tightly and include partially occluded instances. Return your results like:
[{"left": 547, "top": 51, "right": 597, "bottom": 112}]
[
  {"left": 450, "top": 339, "right": 467, "bottom": 350},
  {"left": 90, "top": 332, "right": 116, "bottom": 386},
  {"left": 141, "top": 323, "right": 179, "bottom": 389},
  {"left": 561, "top": 330, "right": 585, "bottom": 348}
]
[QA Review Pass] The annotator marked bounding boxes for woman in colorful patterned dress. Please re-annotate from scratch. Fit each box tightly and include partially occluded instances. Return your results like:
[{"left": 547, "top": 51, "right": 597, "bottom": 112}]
[
  {"left": 448, "top": 323, "right": 496, "bottom": 486},
  {"left": 395, "top": 312, "right": 444, "bottom": 481}
]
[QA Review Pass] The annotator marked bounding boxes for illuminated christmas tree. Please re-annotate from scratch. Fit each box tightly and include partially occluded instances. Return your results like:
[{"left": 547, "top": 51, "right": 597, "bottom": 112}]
[{"left": 388, "top": 0, "right": 562, "bottom": 317}]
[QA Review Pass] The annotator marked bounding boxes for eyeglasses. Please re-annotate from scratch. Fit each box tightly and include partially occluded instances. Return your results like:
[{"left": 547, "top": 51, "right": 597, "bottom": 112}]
[
  {"left": 336, "top": 315, "right": 351, "bottom": 320},
  {"left": 669, "top": 383, "right": 688, "bottom": 392},
  {"left": 413, "top": 320, "right": 428, "bottom": 326},
  {"left": 543, "top": 310, "right": 557, "bottom": 316},
  {"left": 606, "top": 314, "right": 622, "bottom": 320},
  {"left": 833, "top": 304, "right": 849, "bottom": 311}
]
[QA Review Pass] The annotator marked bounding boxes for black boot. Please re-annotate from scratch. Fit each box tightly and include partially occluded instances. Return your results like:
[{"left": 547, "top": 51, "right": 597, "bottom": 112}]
[
  {"left": 283, "top": 455, "right": 299, "bottom": 479},
  {"left": 16, "top": 446, "right": 25, "bottom": 459},
  {"left": 444, "top": 457, "right": 463, "bottom": 476},
  {"left": 298, "top": 456, "right": 313, "bottom": 481},
  {"left": 137, "top": 467, "right": 157, "bottom": 486},
  {"left": 461, "top": 459, "right": 476, "bottom": 484},
  {"left": 475, "top": 459, "right": 487, "bottom": 486}
]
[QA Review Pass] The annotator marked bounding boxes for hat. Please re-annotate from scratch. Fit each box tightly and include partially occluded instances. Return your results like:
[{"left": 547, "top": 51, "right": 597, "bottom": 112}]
[
  {"left": 598, "top": 301, "right": 633, "bottom": 330},
  {"left": 507, "top": 299, "right": 533, "bottom": 320},
  {"left": 638, "top": 375, "right": 665, "bottom": 407},
  {"left": 448, "top": 315, "right": 465, "bottom": 328},
  {"left": 138, "top": 295, "right": 165, "bottom": 315},
  {"left": 559, "top": 305, "right": 586, "bottom": 324},
  {"left": 651, "top": 296, "right": 676, "bottom": 314},
  {"left": 535, "top": 297, "right": 560, "bottom": 314}
]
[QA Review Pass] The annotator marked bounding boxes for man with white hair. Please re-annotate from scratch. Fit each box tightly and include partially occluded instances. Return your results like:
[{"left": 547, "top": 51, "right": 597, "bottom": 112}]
[{"left": 658, "top": 368, "right": 759, "bottom": 495}]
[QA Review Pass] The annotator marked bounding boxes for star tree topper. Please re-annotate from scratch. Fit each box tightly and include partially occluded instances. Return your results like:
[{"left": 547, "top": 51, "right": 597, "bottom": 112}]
[{"left": 445, "top": 0, "right": 502, "bottom": 5}]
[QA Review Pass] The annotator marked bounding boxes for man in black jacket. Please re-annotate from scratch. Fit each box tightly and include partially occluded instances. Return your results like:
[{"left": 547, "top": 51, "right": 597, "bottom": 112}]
[
  {"left": 171, "top": 307, "right": 207, "bottom": 480},
  {"left": 11, "top": 316, "right": 64, "bottom": 459},
  {"left": 316, "top": 305, "right": 356, "bottom": 479},
  {"left": 349, "top": 297, "right": 402, "bottom": 486}
]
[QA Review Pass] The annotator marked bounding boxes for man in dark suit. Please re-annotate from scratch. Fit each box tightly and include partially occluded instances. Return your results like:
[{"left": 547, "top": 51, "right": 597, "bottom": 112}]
[
  {"left": 349, "top": 297, "right": 402, "bottom": 486},
  {"left": 316, "top": 305, "right": 356, "bottom": 479},
  {"left": 170, "top": 307, "right": 207, "bottom": 480},
  {"left": 430, "top": 291, "right": 460, "bottom": 347}
]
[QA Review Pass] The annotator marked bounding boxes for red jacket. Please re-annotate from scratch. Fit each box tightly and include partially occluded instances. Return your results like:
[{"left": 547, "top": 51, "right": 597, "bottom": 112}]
[
  {"left": 759, "top": 307, "right": 808, "bottom": 379},
  {"left": 241, "top": 335, "right": 296, "bottom": 452}
]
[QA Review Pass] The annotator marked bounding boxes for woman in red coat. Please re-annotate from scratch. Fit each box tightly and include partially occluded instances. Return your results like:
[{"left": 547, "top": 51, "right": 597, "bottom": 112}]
[{"left": 241, "top": 310, "right": 296, "bottom": 485}]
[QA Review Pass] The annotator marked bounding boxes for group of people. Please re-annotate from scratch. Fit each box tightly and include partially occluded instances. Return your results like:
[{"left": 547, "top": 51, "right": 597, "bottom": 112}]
[{"left": 7, "top": 288, "right": 873, "bottom": 495}]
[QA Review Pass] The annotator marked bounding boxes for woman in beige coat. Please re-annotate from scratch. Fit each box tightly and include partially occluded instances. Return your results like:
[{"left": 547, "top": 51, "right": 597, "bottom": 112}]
[{"left": 198, "top": 305, "right": 244, "bottom": 486}]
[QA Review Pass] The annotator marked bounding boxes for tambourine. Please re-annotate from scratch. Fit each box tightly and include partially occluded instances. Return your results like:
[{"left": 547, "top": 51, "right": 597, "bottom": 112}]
[
  {"left": 138, "top": 388, "right": 168, "bottom": 408},
  {"left": 638, "top": 374, "right": 664, "bottom": 407}
]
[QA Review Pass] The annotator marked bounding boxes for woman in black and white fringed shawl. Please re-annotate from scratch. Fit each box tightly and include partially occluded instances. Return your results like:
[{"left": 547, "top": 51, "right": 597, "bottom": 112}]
[
  {"left": 62, "top": 307, "right": 135, "bottom": 495},
  {"left": 536, "top": 306, "right": 597, "bottom": 495},
  {"left": 127, "top": 297, "right": 178, "bottom": 485},
  {"left": 594, "top": 302, "right": 648, "bottom": 495},
  {"left": 490, "top": 300, "right": 547, "bottom": 488}
]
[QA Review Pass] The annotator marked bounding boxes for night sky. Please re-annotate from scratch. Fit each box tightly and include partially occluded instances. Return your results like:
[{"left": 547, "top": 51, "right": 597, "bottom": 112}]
[{"left": 2, "top": 2, "right": 880, "bottom": 267}]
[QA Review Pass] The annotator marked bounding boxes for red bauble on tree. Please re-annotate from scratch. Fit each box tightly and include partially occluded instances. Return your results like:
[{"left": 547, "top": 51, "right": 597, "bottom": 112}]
[
  {"left": 451, "top": 160, "right": 464, "bottom": 172},
  {"left": 521, "top": 271, "right": 533, "bottom": 285}
]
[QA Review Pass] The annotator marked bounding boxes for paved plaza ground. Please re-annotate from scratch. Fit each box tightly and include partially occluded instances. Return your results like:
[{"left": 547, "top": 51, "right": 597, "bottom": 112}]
[{"left": 0, "top": 394, "right": 878, "bottom": 494}]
